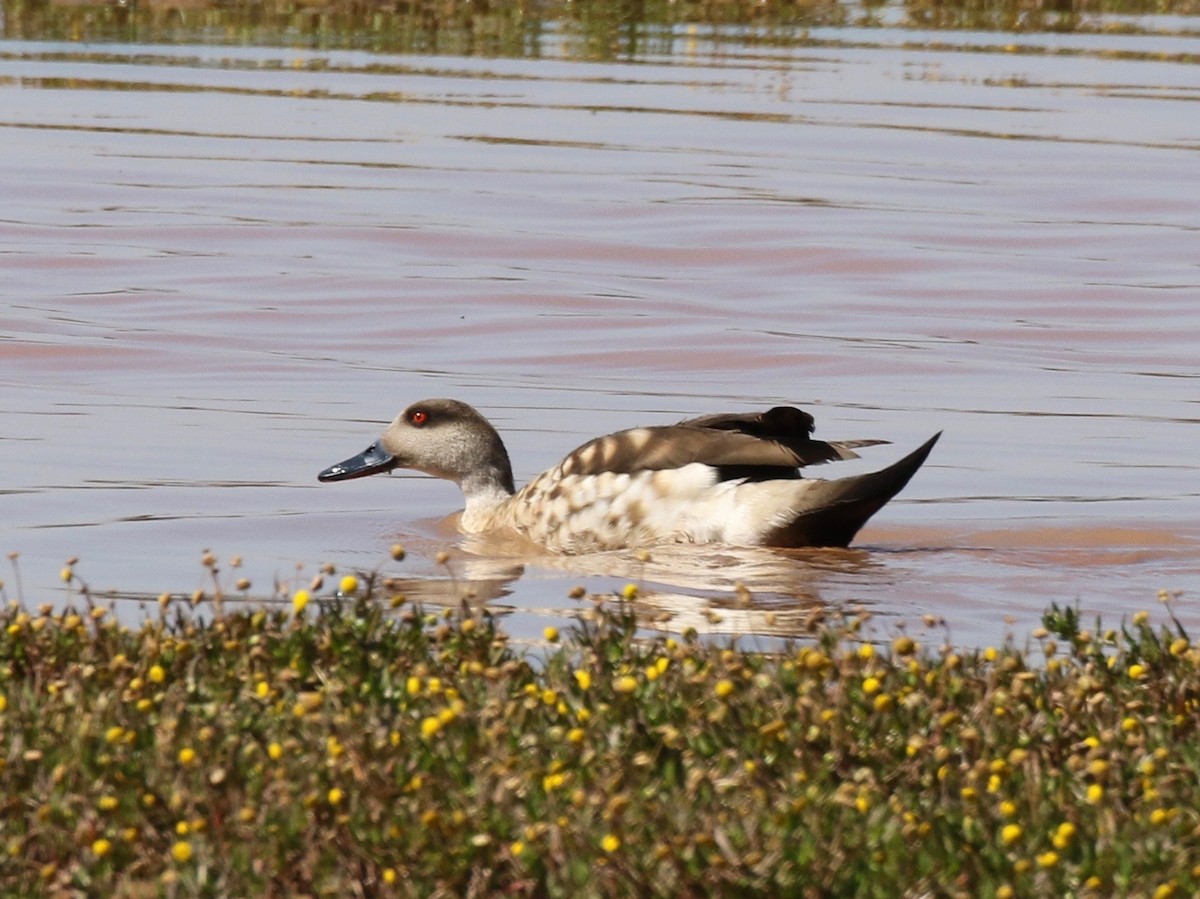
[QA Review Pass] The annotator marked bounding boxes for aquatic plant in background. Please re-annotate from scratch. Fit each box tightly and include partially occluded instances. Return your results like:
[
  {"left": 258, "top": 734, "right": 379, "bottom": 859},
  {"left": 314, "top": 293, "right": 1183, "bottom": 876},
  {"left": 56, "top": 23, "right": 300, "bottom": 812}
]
[
  {"left": 1, "top": 551, "right": 1198, "bottom": 896},
  {"left": 3, "top": 0, "right": 1197, "bottom": 59}
]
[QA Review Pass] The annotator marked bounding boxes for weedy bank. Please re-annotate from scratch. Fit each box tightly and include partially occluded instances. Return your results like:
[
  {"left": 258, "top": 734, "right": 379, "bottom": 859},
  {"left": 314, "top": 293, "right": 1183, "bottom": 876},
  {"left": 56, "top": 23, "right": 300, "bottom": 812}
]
[{"left": 1, "top": 560, "right": 1198, "bottom": 897}]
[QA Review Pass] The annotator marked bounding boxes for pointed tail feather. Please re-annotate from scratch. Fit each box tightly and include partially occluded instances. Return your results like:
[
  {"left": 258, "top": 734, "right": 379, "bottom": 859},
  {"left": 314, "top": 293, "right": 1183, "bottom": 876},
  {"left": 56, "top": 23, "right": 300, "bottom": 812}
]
[
  {"left": 765, "top": 432, "right": 941, "bottom": 548},
  {"left": 826, "top": 438, "right": 891, "bottom": 462}
]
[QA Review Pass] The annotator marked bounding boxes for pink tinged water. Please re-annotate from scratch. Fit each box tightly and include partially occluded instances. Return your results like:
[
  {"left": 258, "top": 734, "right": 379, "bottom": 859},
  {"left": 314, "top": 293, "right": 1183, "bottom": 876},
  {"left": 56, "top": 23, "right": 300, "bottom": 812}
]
[{"left": 2, "top": 26, "right": 1199, "bottom": 645}]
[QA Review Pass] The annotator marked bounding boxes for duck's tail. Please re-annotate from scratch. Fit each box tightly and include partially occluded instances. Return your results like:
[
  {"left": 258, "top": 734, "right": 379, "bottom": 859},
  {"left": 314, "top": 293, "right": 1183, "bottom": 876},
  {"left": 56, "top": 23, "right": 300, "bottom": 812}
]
[{"left": 764, "top": 432, "right": 941, "bottom": 548}]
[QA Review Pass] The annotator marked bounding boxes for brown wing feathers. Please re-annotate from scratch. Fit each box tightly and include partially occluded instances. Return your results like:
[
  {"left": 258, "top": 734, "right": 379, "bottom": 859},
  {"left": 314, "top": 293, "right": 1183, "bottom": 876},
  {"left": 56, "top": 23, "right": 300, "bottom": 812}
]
[{"left": 557, "top": 406, "right": 888, "bottom": 480}]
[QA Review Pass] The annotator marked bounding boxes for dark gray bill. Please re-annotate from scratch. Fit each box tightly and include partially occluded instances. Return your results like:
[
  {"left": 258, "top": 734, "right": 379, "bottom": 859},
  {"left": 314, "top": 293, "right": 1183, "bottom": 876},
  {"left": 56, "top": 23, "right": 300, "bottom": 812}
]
[{"left": 318, "top": 439, "right": 397, "bottom": 482}]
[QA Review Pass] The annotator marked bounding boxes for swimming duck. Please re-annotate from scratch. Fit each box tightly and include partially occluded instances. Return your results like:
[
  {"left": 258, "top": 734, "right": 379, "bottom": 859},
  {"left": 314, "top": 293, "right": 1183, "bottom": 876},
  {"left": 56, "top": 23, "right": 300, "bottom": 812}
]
[{"left": 318, "top": 399, "right": 940, "bottom": 553}]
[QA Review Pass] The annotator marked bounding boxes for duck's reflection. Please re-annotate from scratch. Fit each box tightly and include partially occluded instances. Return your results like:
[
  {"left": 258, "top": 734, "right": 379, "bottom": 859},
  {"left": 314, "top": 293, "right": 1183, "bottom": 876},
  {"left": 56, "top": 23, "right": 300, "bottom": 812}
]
[{"left": 383, "top": 528, "right": 881, "bottom": 638}]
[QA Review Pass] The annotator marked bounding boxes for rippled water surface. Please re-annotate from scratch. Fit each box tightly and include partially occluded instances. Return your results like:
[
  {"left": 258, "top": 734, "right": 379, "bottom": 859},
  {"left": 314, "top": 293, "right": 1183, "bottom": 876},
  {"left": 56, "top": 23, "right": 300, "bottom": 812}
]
[{"left": 3, "top": 4, "right": 1198, "bottom": 645}]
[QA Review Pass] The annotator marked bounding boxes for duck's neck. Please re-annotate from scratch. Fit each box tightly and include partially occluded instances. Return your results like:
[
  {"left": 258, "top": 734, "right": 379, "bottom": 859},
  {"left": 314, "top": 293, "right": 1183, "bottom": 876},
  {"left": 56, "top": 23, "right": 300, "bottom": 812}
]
[{"left": 459, "top": 465, "right": 516, "bottom": 533}]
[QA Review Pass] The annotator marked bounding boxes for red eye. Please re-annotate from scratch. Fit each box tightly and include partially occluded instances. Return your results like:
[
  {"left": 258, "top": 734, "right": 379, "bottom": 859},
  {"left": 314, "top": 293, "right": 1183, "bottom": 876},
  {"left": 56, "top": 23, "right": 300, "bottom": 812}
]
[{"left": 409, "top": 410, "right": 428, "bottom": 426}]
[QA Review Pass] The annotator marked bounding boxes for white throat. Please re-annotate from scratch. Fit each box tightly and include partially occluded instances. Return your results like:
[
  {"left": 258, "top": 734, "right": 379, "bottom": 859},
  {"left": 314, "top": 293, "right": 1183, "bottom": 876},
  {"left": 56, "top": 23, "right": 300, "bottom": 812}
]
[{"left": 459, "top": 480, "right": 513, "bottom": 533}]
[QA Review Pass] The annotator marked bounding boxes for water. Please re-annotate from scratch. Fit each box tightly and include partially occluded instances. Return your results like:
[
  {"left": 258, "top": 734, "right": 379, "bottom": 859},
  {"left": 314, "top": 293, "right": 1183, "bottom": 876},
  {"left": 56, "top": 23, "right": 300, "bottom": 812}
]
[{"left": 3, "top": 5, "right": 1198, "bottom": 646}]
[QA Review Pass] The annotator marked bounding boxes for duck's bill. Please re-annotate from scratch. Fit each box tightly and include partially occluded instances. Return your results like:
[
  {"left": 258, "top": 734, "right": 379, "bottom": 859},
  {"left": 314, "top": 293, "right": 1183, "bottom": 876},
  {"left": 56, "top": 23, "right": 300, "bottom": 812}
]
[{"left": 318, "top": 440, "right": 397, "bottom": 482}]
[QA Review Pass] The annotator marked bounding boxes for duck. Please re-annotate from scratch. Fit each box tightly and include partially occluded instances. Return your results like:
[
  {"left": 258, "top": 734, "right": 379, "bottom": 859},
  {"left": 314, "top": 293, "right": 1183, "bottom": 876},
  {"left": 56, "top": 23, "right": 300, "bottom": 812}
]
[{"left": 318, "top": 399, "right": 940, "bottom": 554}]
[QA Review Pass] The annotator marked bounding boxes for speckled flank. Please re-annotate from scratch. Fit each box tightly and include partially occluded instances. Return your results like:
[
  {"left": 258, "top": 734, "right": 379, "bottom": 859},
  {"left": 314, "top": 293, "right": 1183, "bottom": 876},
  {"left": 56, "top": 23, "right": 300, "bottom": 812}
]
[{"left": 500, "top": 464, "right": 724, "bottom": 552}]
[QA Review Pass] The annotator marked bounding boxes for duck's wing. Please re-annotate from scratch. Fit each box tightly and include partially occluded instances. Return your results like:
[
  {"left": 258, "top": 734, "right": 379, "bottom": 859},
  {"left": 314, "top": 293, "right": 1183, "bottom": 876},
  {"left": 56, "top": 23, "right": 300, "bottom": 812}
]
[
  {"left": 555, "top": 406, "right": 887, "bottom": 482},
  {"left": 679, "top": 407, "right": 889, "bottom": 464}
]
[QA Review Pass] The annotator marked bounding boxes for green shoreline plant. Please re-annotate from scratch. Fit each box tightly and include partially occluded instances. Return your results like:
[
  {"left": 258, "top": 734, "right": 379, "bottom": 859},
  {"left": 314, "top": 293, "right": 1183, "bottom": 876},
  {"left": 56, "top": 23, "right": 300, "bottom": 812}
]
[{"left": 0, "top": 556, "right": 1197, "bottom": 897}]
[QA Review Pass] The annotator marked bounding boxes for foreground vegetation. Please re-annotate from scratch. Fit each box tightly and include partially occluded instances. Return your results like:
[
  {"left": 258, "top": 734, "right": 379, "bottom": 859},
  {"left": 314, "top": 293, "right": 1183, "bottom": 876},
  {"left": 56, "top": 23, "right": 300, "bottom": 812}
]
[{"left": 1, "top": 559, "right": 1198, "bottom": 897}]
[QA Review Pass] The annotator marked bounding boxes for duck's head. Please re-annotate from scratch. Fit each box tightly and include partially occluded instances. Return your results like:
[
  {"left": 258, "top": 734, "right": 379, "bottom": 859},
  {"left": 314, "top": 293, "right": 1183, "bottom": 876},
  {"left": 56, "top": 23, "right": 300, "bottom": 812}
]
[{"left": 318, "top": 398, "right": 516, "bottom": 496}]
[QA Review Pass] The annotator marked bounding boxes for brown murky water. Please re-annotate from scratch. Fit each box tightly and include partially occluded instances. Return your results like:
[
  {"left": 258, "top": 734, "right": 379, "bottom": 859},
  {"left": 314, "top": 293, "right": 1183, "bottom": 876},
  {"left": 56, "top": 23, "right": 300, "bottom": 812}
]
[{"left": 3, "top": 9, "right": 1198, "bottom": 646}]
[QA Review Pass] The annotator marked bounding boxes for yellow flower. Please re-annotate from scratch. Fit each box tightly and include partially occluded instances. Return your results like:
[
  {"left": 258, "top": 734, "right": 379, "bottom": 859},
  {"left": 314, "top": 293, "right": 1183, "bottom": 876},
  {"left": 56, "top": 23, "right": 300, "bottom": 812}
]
[
  {"left": 328, "top": 788, "right": 345, "bottom": 806},
  {"left": 613, "top": 675, "right": 638, "bottom": 694},
  {"left": 148, "top": 665, "right": 166, "bottom": 684},
  {"left": 420, "top": 716, "right": 441, "bottom": 739},
  {"left": 268, "top": 742, "right": 283, "bottom": 760},
  {"left": 862, "top": 676, "right": 881, "bottom": 695},
  {"left": 339, "top": 575, "right": 359, "bottom": 595},
  {"left": 171, "top": 841, "right": 193, "bottom": 863},
  {"left": 255, "top": 681, "right": 270, "bottom": 699},
  {"left": 104, "top": 726, "right": 125, "bottom": 744},
  {"left": 601, "top": 834, "right": 620, "bottom": 853},
  {"left": 573, "top": 670, "right": 592, "bottom": 691},
  {"left": 999, "top": 801, "right": 1017, "bottom": 818},
  {"left": 873, "top": 694, "right": 893, "bottom": 712},
  {"left": 178, "top": 747, "right": 197, "bottom": 766},
  {"left": 1132, "top": 610, "right": 1149, "bottom": 626},
  {"left": 406, "top": 676, "right": 421, "bottom": 696},
  {"left": 98, "top": 796, "right": 119, "bottom": 812},
  {"left": 91, "top": 838, "right": 112, "bottom": 858},
  {"left": 1128, "top": 663, "right": 1147, "bottom": 679},
  {"left": 1052, "top": 822, "right": 1076, "bottom": 849},
  {"left": 0, "top": 694, "right": 6, "bottom": 714},
  {"left": 176, "top": 821, "right": 190, "bottom": 836},
  {"left": 1037, "top": 851, "right": 1059, "bottom": 868},
  {"left": 382, "top": 867, "right": 397, "bottom": 884},
  {"left": 292, "top": 589, "right": 311, "bottom": 615},
  {"left": 1000, "top": 824, "right": 1022, "bottom": 845},
  {"left": 543, "top": 626, "right": 559, "bottom": 643},
  {"left": 1087, "top": 784, "right": 1104, "bottom": 803},
  {"left": 714, "top": 679, "right": 735, "bottom": 699},
  {"left": 567, "top": 728, "right": 585, "bottom": 744},
  {"left": 892, "top": 635, "right": 916, "bottom": 655},
  {"left": 510, "top": 841, "right": 525, "bottom": 857},
  {"left": 621, "top": 583, "right": 638, "bottom": 600}
]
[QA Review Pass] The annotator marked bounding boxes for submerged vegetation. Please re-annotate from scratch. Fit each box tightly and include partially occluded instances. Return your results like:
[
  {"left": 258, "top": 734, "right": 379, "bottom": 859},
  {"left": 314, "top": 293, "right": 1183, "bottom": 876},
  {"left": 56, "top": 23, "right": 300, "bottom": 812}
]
[{"left": 0, "top": 553, "right": 1198, "bottom": 897}]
